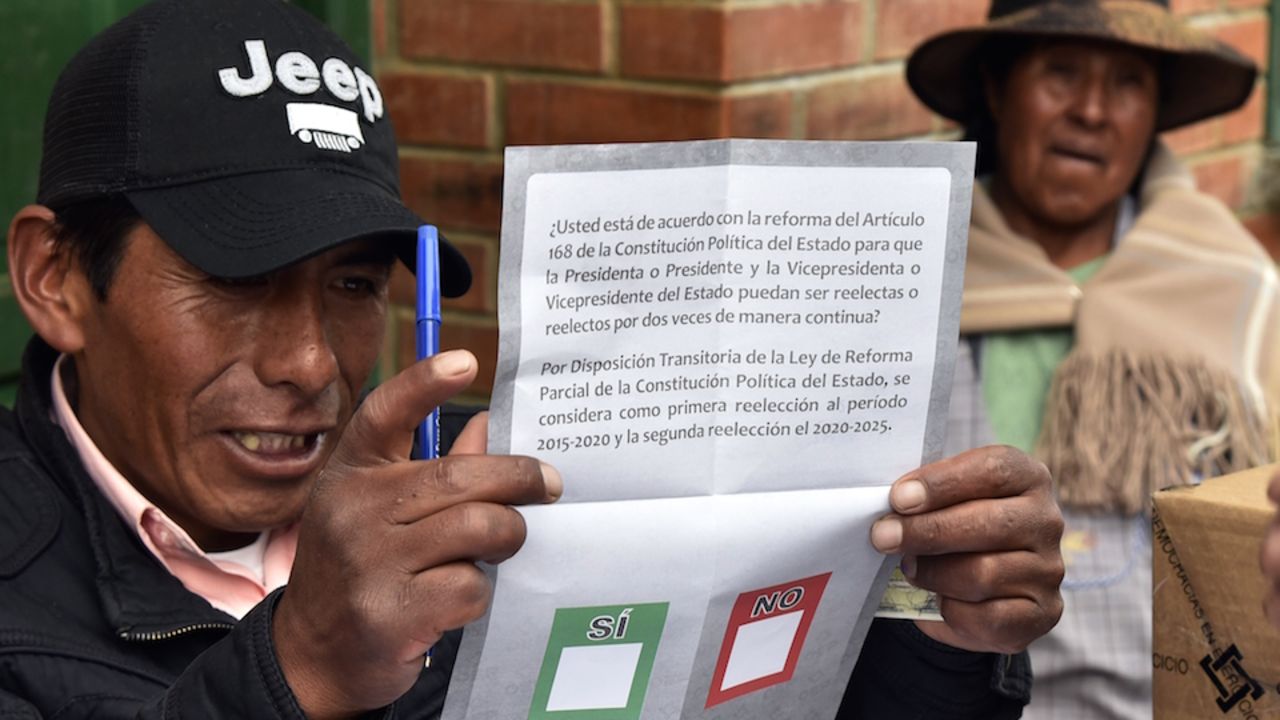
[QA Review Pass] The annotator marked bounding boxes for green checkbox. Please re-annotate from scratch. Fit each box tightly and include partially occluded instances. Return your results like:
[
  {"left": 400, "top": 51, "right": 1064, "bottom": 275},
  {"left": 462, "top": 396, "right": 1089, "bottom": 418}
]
[{"left": 529, "top": 602, "right": 669, "bottom": 719}]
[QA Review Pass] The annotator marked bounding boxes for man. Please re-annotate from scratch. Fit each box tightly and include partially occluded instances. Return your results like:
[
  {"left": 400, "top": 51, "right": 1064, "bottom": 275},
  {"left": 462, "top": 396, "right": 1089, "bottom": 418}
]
[{"left": 0, "top": 0, "right": 1064, "bottom": 717}]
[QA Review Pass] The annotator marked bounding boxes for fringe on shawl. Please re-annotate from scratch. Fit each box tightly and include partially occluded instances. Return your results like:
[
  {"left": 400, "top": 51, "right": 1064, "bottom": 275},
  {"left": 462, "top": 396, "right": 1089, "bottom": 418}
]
[{"left": 1036, "top": 350, "right": 1275, "bottom": 515}]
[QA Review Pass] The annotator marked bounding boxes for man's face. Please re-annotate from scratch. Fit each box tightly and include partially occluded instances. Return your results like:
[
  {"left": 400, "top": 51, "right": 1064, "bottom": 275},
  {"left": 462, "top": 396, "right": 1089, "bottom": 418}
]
[
  {"left": 71, "top": 225, "right": 393, "bottom": 550},
  {"left": 989, "top": 40, "right": 1159, "bottom": 229}
]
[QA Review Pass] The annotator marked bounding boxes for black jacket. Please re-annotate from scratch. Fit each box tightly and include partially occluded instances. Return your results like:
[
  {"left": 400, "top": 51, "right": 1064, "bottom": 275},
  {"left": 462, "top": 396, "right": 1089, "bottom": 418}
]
[{"left": 0, "top": 338, "right": 1029, "bottom": 718}]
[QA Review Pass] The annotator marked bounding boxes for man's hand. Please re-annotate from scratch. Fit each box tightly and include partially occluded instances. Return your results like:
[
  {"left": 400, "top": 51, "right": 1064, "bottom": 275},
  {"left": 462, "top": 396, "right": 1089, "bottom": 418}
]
[
  {"left": 273, "top": 350, "right": 560, "bottom": 718},
  {"left": 1259, "top": 470, "right": 1280, "bottom": 629},
  {"left": 870, "top": 446, "right": 1064, "bottom": 654}
]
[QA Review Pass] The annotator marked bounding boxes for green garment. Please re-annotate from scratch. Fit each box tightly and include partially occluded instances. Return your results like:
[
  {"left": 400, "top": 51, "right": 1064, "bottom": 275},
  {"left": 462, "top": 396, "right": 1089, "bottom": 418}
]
[{"left": 981, "top": 256, "right": 1109, "bottom": 452}]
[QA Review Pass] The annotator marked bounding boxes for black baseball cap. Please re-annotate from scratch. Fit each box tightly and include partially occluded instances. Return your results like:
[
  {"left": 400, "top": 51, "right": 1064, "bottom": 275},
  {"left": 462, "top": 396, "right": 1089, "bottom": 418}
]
[{"left": 37, "top": 0, "right": 470, "bottom": 296}]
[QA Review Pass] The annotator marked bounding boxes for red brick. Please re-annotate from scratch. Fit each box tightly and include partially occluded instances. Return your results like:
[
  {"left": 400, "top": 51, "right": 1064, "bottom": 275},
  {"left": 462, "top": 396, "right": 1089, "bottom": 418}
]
[
  {"left": 440, "top": 320, "right": 499, "bottom": 396},
  {"left": 1222, "top": 81, "right": 1265, "bottom": 144},
  {"left": 506, "top": 81, "right": 723, "bottom": 145},
  {"left": 726, "top": 2, "right": 864, "bottom": 80},
  {"left": 382, "top": 72, "right": 490, "bottom": 149},
  {"left": 389, "top": 237, "right": 493, "bottom": 313},
  {"left": 619, "top": 6, "right": 723, "bottom": 81},
  {"left": 874, "top": 0, "right": 987, "bottom": 61},
  {"left": 806, "top": 72, "right": 936, "bottom": 140},
  {"left": 505, "top": 82, "right": 791, "bottom": 145},
  {"left": 1208, "top": 15, "right": 1269, "bottom": 69},
  {"left": 620, "top": 2, "right": 863, "bottom": 82},
  {"left": 1243, "top": 213, "right": 1280, "bottom": 262},
  {"left": 1191, "top": 153, "right": 1248, "bottom": 209},
  {"left": 399, "top": 155, "right": 505, "bottom": 233},
  {"left": 725, "top": 92, "right": 794, "bottom": 139},
  {"left": 1162, "top": 117, "right": 1220, "bottom": 156},
  {"left": 372, "top": 0, "right": 388, "bottom": 58},
  {"left": 443, "top": 239, "right": 493, "bottom": 313},
  {"left": 397, "top": 316, "right": 500, "bottom": 395},
  {"left": 399, "top": 0, "right": 603, "bottom": 73},
  {"left": 1171, "top": 0, "right": 1219, "bottom": 15}
]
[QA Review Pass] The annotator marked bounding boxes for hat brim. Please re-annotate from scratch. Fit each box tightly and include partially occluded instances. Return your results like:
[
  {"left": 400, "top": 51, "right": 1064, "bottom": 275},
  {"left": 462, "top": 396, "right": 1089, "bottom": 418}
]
[
  {"left": 127, "top": 169, "right": 471, "bottom": 297},
  {"left": 906, "top": 2, "right": 1258, "bottom": 132}
]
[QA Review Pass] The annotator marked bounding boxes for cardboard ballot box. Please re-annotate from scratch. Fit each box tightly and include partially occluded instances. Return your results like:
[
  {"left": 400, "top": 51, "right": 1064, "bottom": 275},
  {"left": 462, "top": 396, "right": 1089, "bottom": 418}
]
[{"left": 1153, "top": 464, "right": 1280, "bottom": 719}]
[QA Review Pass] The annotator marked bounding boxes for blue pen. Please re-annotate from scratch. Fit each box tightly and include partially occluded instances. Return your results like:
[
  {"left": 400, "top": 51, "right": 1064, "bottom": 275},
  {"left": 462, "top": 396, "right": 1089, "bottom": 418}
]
[
  {"left": 416, "top": 225, "right": 442, "bottom": 462},
  {"left": 416, "top": 225, "right": 442, "bottom": 668}
]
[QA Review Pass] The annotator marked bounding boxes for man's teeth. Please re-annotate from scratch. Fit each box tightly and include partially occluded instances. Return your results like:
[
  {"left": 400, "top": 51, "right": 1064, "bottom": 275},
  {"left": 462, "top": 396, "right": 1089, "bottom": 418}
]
[{"left": 233, "top": 431, "right": 313, "bottom": 453}]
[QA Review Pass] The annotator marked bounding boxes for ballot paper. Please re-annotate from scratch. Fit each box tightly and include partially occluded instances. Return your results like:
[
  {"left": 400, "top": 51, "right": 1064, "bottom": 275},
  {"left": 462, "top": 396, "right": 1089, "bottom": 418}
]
[{"left": 442, "top": 139, "right": 974, "bottom": 720}]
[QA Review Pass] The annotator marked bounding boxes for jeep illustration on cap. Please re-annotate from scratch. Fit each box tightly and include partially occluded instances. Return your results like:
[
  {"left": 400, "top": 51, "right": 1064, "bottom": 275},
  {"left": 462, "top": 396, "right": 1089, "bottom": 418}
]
[{"left": 287, "top": 103, "right": 364, "bottom": 152}]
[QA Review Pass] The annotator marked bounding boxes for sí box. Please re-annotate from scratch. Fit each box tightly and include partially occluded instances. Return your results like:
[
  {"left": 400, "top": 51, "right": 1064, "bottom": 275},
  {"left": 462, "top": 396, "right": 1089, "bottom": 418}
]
[{"left": 1153, "top": 464, "right": 1280, "bottom": 719}]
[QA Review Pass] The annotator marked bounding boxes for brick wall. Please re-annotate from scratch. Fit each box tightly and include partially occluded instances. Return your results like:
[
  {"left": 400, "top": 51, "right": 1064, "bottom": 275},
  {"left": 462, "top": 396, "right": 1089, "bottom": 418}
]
[{"left": 374, "top": 0, "right": 1274, "bottom": 398}]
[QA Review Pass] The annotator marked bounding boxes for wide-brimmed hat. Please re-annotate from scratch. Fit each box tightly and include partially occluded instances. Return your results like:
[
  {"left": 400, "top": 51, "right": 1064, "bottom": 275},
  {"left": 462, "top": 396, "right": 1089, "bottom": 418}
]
[
  {"left": 38, "top": 0, "right": 470, "bottom": 295},
  {"left": 906, "top": 0, "right": 1258, "bottom": 132}
]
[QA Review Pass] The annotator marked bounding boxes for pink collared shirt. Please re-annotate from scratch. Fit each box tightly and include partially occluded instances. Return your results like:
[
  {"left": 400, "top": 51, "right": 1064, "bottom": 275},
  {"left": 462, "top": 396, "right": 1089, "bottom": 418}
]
[{"left": 50, "top": 356, "right": 297, "bottom": 619}]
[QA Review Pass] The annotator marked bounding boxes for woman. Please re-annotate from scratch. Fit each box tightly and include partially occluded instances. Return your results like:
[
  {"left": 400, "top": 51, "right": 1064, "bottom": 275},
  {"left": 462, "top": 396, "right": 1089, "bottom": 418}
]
[{"left": 905, "top": 1, "right": 1279, "bottom": 718}]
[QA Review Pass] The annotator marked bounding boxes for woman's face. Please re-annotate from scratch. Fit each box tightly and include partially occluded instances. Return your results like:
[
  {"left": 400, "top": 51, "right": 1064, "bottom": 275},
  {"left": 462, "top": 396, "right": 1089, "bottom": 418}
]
[{"left": 988, "top": 41, "right": 1159, "bottom": 231}]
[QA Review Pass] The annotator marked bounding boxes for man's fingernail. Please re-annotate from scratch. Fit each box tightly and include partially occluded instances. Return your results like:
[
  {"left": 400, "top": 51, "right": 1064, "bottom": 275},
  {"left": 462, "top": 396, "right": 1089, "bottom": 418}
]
[
  {"left": 540, "top": 462, "right": 563, "bottom": 502},
  {"left": 436, "top": 350, "right": 474, "bottom": 376},
  {"left": 901, "top": 555, "right": 916, "bottom": 579},
  {"left": 892, "top": 479, "right": 927, "bottom": 512},
  {"left": 871, "top": 517, "right": 903, "bottom": 552}
]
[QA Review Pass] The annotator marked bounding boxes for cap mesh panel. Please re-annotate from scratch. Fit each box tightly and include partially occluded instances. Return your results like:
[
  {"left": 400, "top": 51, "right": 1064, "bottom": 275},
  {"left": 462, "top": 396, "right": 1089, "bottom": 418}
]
[{"left": 37, "top": 4, "right": 167, "bottom": 208}]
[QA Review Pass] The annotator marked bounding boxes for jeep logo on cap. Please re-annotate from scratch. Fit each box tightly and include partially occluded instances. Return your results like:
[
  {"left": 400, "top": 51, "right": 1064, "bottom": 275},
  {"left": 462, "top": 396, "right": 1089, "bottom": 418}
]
[
  {"left": 217, "top": 39, "right": 384, "bottom": 124},
  {"left": 287, "top": 103, "right": 363, "bottom": 152}
]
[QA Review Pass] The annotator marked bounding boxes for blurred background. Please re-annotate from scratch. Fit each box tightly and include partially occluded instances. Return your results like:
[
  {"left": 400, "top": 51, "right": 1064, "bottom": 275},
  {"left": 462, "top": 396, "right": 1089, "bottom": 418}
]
[{"left": 2, "top": 0, "right": 1277, "bottom": 405}]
